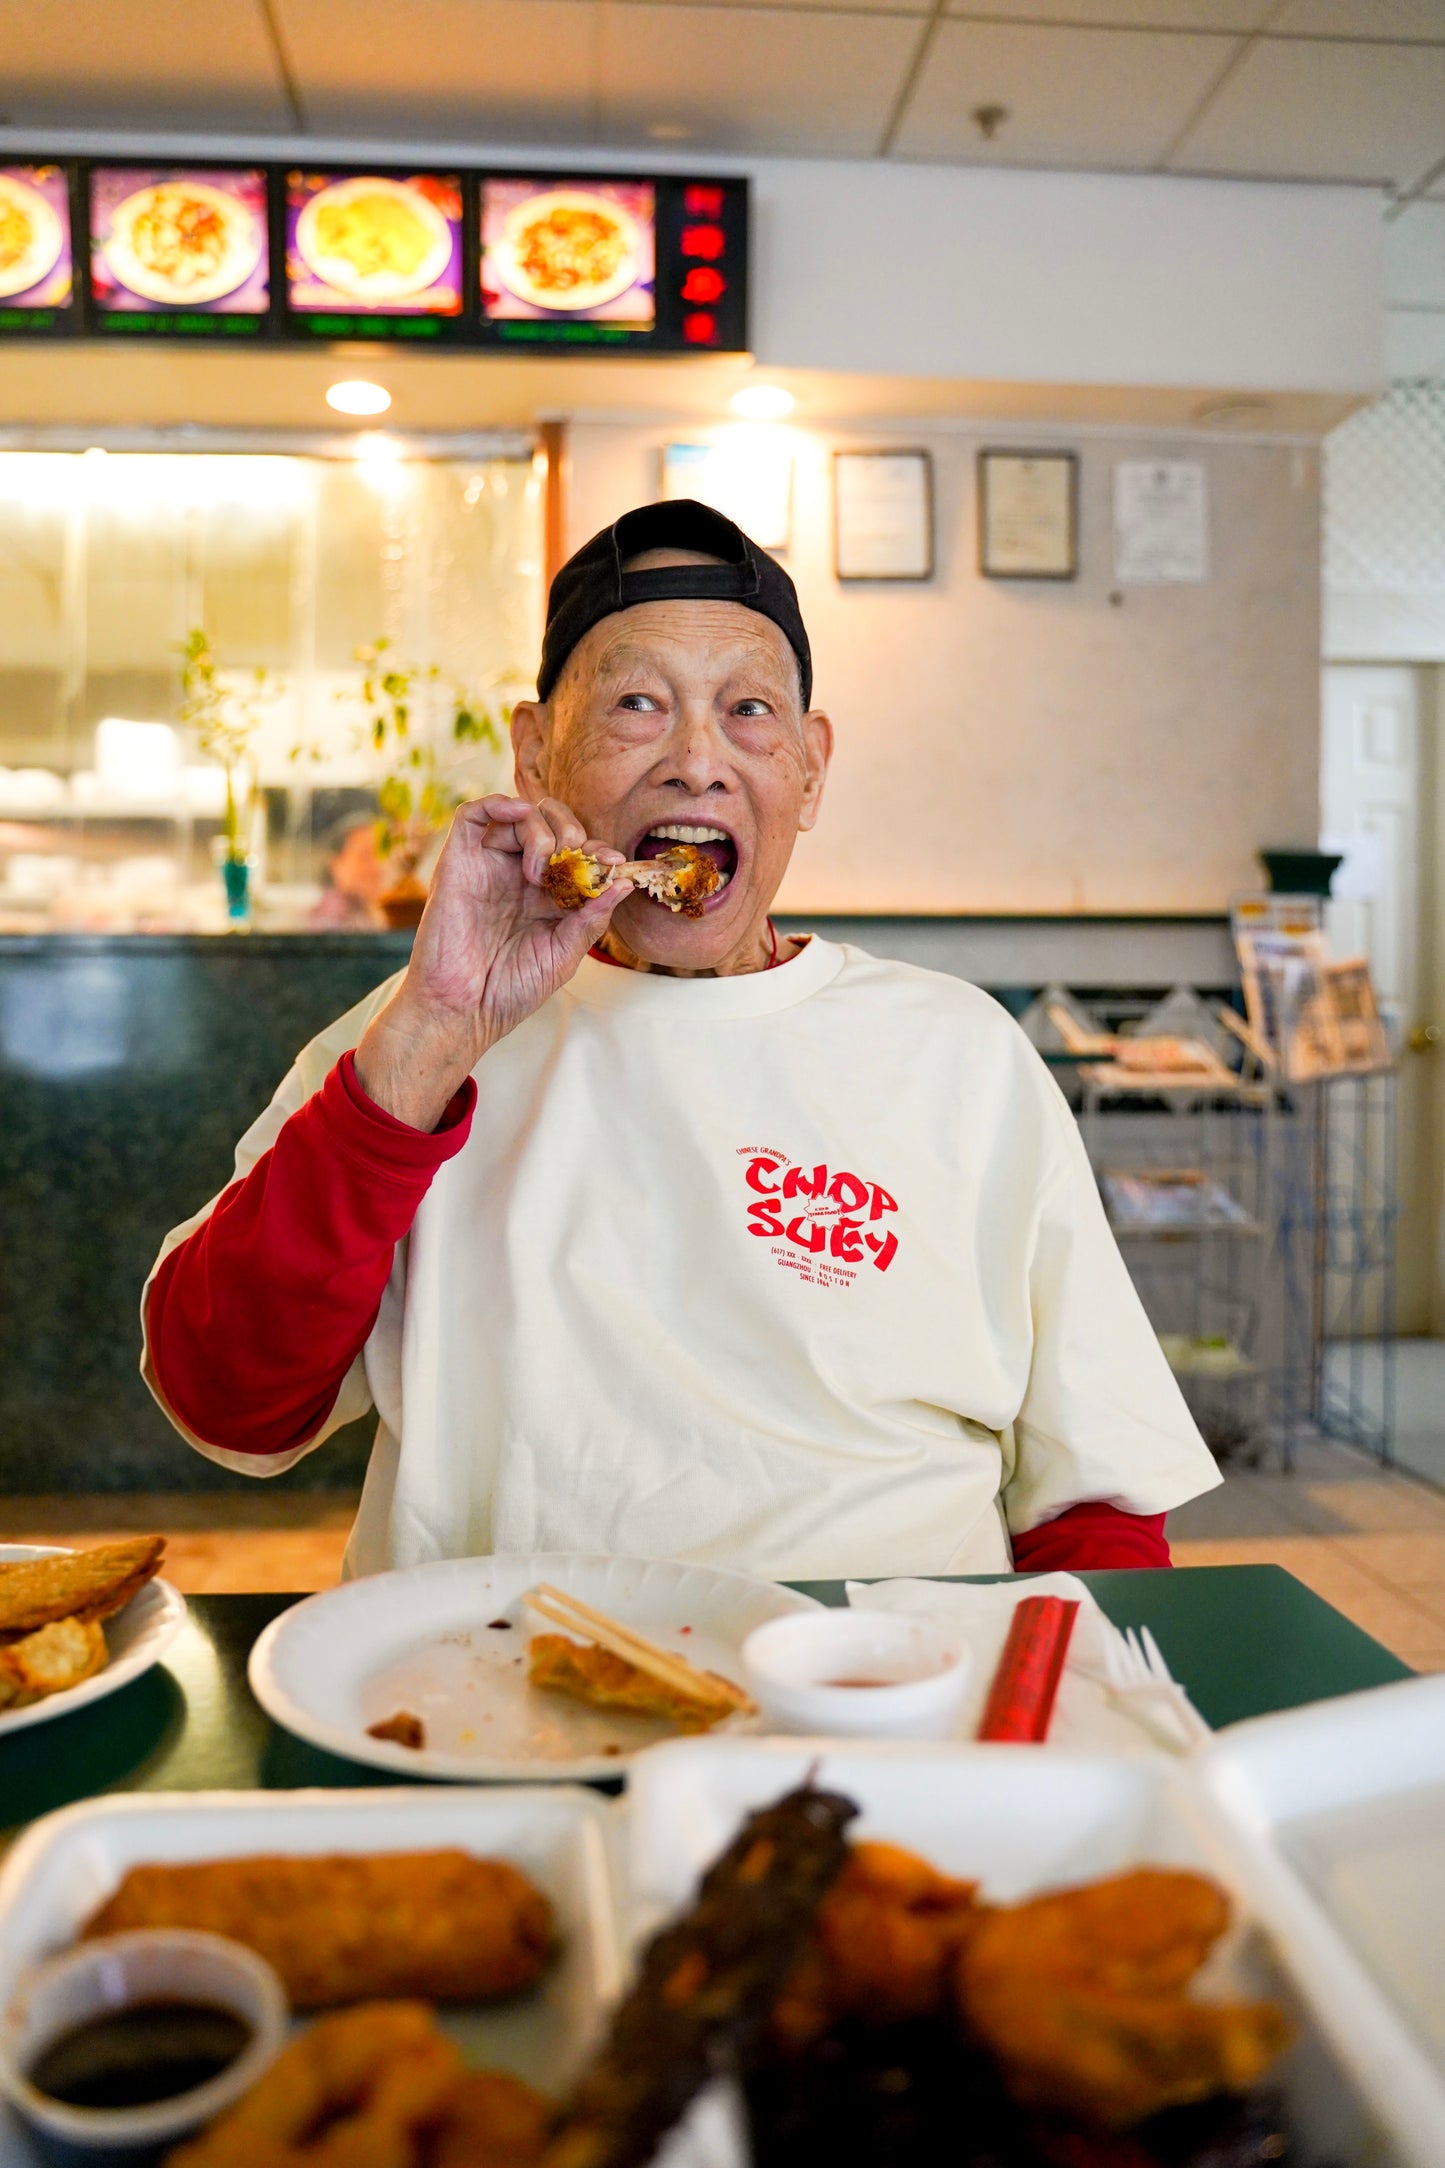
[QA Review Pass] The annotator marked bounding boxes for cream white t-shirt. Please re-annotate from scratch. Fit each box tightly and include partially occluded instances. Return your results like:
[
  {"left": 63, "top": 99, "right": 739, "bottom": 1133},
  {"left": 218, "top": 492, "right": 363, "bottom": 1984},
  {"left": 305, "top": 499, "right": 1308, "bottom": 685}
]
[{"left": 143, "top": 938, "right": 1220, "bottom": 1580}]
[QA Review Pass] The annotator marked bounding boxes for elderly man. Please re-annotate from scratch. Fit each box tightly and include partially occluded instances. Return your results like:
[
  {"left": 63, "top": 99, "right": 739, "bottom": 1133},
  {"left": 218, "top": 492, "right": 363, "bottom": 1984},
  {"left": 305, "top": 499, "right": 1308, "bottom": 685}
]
[{"left": 143, "top": 501, "right": 1219, "bottom": 1580}]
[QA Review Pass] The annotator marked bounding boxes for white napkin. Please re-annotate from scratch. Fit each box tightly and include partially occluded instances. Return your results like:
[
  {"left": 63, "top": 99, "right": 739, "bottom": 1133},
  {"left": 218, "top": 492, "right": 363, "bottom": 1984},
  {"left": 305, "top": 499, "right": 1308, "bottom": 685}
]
[{"left": 844, "top": 1574, "right": 1178, "bottom": 1755}]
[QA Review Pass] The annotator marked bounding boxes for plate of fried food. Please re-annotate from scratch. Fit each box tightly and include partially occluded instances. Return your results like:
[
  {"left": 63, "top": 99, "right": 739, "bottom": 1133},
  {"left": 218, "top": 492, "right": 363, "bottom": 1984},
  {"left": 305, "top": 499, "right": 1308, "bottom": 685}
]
[
  {"left": 248, "top": 1554, "right": 819, "bottom": 1782},
  {"left": 0, "top": 1785, "right": 619, "bottom": 2168},
  {"left": 296, "top": 177, "right": 454, "bottom": 304},
  {"left": 102, "top": 183, "right": 262, "bottom": 307},
  {"left": 0, "top": 175, "right": 64, "bottom": 302},
  {"left": 0, "top": 1540, "right": 185, "bottom": 1738},
  {"left": 493, "top": 190, "right": 641, "bottom": 314}
]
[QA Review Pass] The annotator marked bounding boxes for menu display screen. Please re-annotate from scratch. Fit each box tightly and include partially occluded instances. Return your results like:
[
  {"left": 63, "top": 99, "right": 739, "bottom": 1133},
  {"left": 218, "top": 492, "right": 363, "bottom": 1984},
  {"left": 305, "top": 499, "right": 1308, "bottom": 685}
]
[
  {"left": 0, "top": 164, "right": 74, "bottom": 333},
  {"left": 89, "top": 165, "right": 270, "bottom": 334},
  {"left": 482, "top": 178, "right": 656, "bottom": 340},
  {"left": 285, "top": 168, "right": 465, "bottom": 339},
  {"left": 0, "top": 160, "right": 748, "bottom": 353}
]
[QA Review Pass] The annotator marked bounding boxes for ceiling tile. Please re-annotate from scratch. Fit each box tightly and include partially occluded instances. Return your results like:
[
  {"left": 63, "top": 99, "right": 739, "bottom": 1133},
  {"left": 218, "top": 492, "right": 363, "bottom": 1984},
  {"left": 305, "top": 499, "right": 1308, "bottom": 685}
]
[
  {"left": 1269, "top": 1, "right": 1445, "bottom": 39},
  {"left": 0, "top": 0, "right": 290, "bottom": 130},
  {"left": 1173, "top": 35, "right": 1445, "bottom": 188},
  {"left": 893, "top": 20, "right": 1238, "bottom": 167},
  {"left": 276, "top": 0, "right": 599, "bottom": 140},
  {"left": 649, "top": 0, "right": 927, "bottom": 10},
  {"left": 948, "top": 1, "right": 1272, "bottom": 24},
  {"left": 597, "top": 6, "right": 921, "bottom": 157}
]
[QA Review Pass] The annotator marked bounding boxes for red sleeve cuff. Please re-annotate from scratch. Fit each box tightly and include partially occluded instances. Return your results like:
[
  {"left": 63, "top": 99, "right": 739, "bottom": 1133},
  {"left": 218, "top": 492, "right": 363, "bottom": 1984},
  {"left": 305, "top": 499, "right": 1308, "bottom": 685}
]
[
  {"left": 1012, "top": 1501, "right": 1172, "bottom": 1573},
  {"left": 331, "top": 1049, "right": 476, "bottom": 1168}
]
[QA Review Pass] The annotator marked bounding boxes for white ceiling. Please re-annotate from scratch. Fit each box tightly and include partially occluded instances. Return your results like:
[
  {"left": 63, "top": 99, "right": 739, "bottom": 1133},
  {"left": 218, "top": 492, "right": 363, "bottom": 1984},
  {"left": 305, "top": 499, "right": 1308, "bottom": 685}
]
[{"left": 4, "top": 0, "right": 1445, "bottom": 201}]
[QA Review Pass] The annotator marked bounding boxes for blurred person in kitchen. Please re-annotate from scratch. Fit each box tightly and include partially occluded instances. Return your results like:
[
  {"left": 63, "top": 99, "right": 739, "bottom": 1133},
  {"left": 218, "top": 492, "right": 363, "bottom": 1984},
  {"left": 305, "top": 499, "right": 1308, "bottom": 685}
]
[
  {"left": 308, "top": 810, "right": 388, "bottom": 931},
  {"left": 142, "top": 502, "right": 1220, "bottom": 1580}
]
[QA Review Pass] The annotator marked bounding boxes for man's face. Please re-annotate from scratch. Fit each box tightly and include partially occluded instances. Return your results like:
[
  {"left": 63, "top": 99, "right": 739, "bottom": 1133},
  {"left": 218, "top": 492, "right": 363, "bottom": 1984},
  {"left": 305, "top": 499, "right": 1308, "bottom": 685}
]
[{"left": 512, "top": 552, "right": 832, "bottom": 969}]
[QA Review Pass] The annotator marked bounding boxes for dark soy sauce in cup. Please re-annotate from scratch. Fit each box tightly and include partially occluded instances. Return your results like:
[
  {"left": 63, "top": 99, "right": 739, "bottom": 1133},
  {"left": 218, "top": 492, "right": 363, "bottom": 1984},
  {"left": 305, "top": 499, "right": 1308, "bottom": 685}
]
[{"left": 29, "top": 2002, "right": 252, "bottom": 2110}]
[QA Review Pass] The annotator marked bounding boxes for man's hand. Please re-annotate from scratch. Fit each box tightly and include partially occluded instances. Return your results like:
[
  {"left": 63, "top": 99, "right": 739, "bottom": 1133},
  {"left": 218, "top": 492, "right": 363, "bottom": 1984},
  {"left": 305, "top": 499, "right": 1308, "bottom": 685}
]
[{"left": 354, "top": 795, "right": 631, "bottom": 1130}]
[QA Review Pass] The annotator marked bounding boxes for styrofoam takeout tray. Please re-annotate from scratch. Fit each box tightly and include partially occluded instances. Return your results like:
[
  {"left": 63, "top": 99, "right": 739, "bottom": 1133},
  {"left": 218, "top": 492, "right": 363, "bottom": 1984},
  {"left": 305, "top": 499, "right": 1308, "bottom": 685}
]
[
  {"left": 0, "top": 1786, "right": 623, "bottom": 2168},
  {"left": 3, "top": 1715, "right": 1442, "bottom": 2168}
]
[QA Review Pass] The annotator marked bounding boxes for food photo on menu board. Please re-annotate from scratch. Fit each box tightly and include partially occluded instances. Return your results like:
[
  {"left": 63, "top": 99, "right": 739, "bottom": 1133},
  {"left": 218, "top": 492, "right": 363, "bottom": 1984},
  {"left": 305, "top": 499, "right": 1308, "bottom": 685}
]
[
  {"left": 285, "top": 169, "right": 463, "bottom": 320},
  {"left": 89, "top": 166, "right": 268, "bottom": 324},
  {"left": 481, "top": 178, "right": 656, "bottom": 332},
  {"left": 0, "top": 165, "right": 72, "bottom": 323}
]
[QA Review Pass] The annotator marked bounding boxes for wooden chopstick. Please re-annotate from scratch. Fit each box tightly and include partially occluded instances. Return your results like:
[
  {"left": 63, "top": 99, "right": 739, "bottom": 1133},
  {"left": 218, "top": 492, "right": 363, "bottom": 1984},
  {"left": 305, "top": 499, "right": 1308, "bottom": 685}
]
[{"left": 524, "top": 1582, "right": 752, "bottom": 1713}]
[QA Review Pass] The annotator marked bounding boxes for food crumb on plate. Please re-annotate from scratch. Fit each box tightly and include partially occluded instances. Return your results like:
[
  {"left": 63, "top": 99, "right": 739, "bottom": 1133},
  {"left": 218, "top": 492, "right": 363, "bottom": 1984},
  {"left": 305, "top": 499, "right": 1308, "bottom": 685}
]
[{"left": 488, "top": 1617, "right": 513, "bottom": 1630}]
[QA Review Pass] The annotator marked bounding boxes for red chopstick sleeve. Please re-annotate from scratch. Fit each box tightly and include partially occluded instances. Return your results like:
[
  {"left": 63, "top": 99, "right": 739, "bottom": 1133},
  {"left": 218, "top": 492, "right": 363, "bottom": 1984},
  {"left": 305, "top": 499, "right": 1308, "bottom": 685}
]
[
  {"left": 1011, "top": 1500, "right": 1172, "bottom": 1572},
  {"left": 147, "top": 1051, "right": 475, "bottom": 1458}
]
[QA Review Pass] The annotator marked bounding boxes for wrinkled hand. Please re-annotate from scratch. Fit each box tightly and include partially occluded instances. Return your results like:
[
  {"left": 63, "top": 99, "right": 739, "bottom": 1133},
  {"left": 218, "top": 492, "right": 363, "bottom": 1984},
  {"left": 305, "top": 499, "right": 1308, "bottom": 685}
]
[{"left": 354, "top": 795, "right": 631, "bottom": 1129}]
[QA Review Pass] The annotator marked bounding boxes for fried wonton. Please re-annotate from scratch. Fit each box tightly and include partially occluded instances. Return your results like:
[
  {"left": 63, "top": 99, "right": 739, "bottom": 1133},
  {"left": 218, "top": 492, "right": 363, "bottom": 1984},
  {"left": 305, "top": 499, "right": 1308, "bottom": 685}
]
[
  {"left": 0, "top": 1615, "right": 108, "bottom": 1711},
  {"left": 0, "top": 1535, "right": 165, "bottom": 1641}
]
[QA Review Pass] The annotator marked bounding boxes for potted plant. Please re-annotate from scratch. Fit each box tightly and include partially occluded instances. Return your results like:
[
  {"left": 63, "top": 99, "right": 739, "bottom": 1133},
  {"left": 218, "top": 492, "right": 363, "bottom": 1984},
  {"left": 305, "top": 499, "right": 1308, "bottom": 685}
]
[
  {"left": 353, "top": 640, "right": 507, "bottom": 929},
  {"left": 177, "top": 628, "right": 278, "bottom": 927}
]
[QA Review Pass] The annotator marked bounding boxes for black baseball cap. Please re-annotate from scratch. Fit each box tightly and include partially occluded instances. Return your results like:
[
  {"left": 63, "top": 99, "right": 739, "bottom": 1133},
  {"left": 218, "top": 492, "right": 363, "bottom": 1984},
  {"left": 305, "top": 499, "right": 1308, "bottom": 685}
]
[{"left": 536, "top": 499, "right": 812, "bottom": 707}]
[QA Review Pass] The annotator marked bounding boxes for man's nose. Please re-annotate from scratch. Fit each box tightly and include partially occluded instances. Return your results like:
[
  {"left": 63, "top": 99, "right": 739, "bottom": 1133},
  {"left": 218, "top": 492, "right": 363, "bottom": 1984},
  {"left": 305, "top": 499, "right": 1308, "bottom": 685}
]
[{"left": 661, "top": 714, "right": 731, "bottom": 795}]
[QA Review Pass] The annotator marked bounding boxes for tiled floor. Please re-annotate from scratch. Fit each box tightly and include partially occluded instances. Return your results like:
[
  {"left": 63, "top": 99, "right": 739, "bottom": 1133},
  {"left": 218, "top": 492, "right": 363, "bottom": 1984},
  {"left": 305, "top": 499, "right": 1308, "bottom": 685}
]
[{"left": 4, "top": 1437, "right": 1444, "bottom": 1671}]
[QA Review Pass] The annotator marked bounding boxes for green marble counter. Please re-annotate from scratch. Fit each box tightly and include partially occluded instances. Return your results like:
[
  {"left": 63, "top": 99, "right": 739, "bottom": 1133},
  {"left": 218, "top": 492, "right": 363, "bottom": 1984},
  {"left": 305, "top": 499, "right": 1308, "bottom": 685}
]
[{"left": 0, "top": 933, "right": 412, "bottom": 1491}]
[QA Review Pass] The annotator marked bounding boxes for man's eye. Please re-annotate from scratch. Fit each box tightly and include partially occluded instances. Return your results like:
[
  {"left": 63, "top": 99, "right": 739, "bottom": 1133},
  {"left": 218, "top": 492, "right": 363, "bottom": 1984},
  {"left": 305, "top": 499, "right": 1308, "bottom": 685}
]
[
  {"left": 618, "top": 694, "right": 661, "bottom": 712},
  {"left": 734, "top": 699, "right": 772, "bottom": 717}
]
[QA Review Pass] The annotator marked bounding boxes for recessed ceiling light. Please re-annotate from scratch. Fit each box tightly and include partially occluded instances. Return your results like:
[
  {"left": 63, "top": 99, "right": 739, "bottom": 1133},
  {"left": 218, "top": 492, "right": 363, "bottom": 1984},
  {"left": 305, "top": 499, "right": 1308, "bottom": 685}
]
[
  {"left": 326, "top": 379, "right": 392, "bottom": 417},
  {"left": 648, "top": 121, "right": 692, "bottom": 141},
  {"left": 1193, "top": 396, "right": 1273, "bottom": 428},
  {"left": 730, "top": 385, "right": 794, "bottom": 421}
]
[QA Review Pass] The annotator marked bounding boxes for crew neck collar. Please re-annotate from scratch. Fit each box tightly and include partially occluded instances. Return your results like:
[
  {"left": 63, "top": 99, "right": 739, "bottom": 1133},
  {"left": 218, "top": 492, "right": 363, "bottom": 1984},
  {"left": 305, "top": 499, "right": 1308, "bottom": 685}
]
[{"left": 567, "top": 932, "right": 842, "bottom": 1018}]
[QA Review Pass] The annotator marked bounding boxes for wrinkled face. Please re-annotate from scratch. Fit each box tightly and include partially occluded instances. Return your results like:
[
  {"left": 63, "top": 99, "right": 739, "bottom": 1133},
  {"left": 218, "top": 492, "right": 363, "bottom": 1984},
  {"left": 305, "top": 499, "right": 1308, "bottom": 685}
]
[{"left": 512, "top": 551, "right": 832, "bottom": 969}]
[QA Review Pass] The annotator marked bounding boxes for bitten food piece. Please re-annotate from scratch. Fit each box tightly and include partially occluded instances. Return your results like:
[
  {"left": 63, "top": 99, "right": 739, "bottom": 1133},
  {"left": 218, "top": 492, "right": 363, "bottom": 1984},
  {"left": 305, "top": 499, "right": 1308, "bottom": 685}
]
[
  {"left": 85, "top": 1851, "right": 554, "bottom": 2009},
  {"left": 429, "top": 2070, "right": 550, "bottom": 2168},
  {"left": 956, "top": 1868, "right": 1292, "bottom": 2131},
  {"left": 0, "top": 1536, "right": 165, "bottom": 1641},
  {"left": 528, "top": 1632, "right": 749, "bottom": 1733},
  {"left": 543, "top": 845, "right": 719, "bottom": 919},
  {"left": 0, "top": 1615, "right": 109, "bottom": 1710},
  {"left": 166, "top": 2002, "right": 462, "bottom": 2168}
]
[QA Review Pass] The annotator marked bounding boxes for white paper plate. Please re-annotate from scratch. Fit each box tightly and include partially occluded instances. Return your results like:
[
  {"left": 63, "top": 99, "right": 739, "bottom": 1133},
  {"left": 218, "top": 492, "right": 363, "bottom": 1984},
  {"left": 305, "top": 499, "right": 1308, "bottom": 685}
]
[
  {"left": 0, "top": 1545, "right": 187, "bottom": 1740},
  {"left": 494, "top": 190, "right": 640, "bottom": 313},
  {"left": 249, "top": 1553, "right": 821, "bottom": 1782},
  {"left": 104, "top": 181, "right": 261, "bottom": 306},
  {"left": 0, "top": 176, "right": 63, "bottom": 301},
  {"left": 296, "top": 176, "right": 453, "bottom": 303}
]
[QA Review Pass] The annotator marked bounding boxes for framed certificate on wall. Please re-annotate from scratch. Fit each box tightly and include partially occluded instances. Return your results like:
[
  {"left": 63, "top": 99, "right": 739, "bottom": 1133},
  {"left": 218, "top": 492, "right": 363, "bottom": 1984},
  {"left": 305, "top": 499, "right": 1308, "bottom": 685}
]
[
  {"left": 834, "top": 449, "right": 933, "bottom": 580},
  {"left": 977, "top": 449, "right": 1077, "bottom": 579}
]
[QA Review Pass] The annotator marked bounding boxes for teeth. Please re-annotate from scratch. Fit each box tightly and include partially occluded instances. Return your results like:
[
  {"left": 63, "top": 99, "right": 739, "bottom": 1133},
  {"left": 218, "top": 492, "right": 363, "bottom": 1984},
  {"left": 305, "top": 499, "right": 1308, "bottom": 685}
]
[{"left": 646, "top": 824, "right": 729, "bottom": 844}]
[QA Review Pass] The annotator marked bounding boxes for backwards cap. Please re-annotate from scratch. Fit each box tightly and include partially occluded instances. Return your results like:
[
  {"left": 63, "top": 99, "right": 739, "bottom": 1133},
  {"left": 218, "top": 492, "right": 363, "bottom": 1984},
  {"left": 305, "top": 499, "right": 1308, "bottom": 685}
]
[{"left": 536, "top": 499, "right": 812, "bottom": 707}]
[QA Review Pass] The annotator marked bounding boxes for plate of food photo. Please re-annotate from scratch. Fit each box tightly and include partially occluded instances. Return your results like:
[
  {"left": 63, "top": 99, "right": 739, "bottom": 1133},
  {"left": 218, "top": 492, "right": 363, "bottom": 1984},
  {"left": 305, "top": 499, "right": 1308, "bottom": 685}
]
[
  {"left": 248, "top": 1552, "right": 820, "bottom": 1781},
  {"left": 0, "top": 174, "right": 64, "bottom": 301},
  {"left": 296, "top": 175, "right": 454, "bottom": 304},
  {"left": 0, "top": 1539, "right": 186, "bottom": 1737},
  {"left": 102, "top": 180, "right": 262, "bottom": 307},
  {"left": 493, "top": 190, "right": 641, "bottom": 314}
]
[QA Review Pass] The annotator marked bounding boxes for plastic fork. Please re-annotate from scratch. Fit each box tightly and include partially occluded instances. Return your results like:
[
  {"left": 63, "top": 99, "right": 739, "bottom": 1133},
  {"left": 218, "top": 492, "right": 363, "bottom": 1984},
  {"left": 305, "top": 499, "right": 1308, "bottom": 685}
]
[{"left": 1083, "top": 1622, "right": 1212, "bottom": 1753}]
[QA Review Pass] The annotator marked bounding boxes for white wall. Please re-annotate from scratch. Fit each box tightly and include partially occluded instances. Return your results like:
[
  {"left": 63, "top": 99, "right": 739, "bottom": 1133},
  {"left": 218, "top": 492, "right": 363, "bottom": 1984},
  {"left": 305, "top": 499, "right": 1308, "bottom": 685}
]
[
  {"left": 751, "top": 162, "right": 1382, "bottom": 396},
  {"left": 1, "top": 121, "right": 1386, "bottom": 401},
  {"left": 568, "top": 419, "right": 1321, "bottom": 915}
]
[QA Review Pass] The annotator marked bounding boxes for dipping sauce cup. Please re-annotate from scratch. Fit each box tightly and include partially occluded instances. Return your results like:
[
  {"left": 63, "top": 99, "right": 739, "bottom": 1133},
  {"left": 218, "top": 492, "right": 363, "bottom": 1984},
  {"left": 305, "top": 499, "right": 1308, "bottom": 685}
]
[
  {"left": 0, "top": 1929, "right": 287, "bottom": 2160},
  {"left": 741, "top": 1609, "right": 972, "bottom": 1740}
]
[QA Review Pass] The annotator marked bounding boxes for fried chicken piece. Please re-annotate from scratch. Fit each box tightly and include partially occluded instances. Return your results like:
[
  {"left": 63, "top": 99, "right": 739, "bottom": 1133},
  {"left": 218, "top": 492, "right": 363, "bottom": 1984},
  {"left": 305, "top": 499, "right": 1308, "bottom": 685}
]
[
  {"left": 85, "top": 1851, "right": 554, "bottom": 2009},
  {"left": 428, "top": 2071, "right": 550, "bottom": 2168},
  {"left": 0, "top": 1536, "right": 165, "bottom": 1641},
  {"left": 543, "top": 845, "right": 719, "bottom": 919},
  {"left": 528, "top": 1632, "right": 749, "bottom": 1734},
  {"left": 367, "top": 1711, "right": 426, "bottom": 1750},
  {"left": 772, "top": 1841, "right": 983, "bottom": 2048},
  {"left": 167, "top": 2002, "right": 462, "bottom": 2168},
  {"left": 0, "top": 1614, "right": 108, "bottom": 1710},
  {"left": 957, "top": 1869, "right": 1292, "bottom": 2131}
]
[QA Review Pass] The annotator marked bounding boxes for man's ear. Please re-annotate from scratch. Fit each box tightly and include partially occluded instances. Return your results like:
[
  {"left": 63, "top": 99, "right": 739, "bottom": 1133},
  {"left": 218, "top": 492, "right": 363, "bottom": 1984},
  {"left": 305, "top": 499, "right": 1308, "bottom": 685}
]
[
  {"left": 510, "top": 699, "right": 550, "bottom": 798},
  {"left": 796, "top": 709, "right": 834, "bottom": 834}
]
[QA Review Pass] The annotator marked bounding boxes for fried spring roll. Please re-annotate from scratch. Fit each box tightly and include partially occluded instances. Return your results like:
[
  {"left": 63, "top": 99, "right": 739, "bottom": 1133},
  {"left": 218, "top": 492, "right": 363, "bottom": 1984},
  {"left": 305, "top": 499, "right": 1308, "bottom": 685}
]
[{"left": 84, "top": 1850, "right": 554, "bottom": 2009}]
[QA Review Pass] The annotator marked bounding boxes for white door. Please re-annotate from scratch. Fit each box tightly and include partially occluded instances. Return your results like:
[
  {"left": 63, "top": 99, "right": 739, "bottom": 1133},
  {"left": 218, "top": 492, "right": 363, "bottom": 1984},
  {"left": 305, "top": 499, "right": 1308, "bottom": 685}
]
[{"left": 1321, "top": 664, "right": 1439, "bottom": 1333}]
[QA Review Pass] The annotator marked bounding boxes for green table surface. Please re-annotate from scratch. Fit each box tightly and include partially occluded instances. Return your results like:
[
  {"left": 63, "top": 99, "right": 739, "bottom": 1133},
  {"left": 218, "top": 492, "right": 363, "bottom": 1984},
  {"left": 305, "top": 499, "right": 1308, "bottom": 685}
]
[{"left": 0, "top": 1566, "right": 1412, "bottom": 1845}]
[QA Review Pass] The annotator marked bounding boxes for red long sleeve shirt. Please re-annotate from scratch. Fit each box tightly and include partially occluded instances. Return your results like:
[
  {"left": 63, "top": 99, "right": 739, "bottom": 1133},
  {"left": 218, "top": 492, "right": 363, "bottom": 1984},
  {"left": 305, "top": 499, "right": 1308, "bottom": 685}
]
[{"left": 147, "top": 1052, "right": 1171, "bottom": 1570}]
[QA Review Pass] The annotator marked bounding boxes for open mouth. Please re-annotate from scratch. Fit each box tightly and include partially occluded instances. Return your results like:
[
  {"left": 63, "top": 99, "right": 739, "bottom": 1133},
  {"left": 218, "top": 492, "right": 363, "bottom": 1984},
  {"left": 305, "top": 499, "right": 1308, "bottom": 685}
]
[{"left": 632, "top": 823, "right": 739, "bottom": 901}]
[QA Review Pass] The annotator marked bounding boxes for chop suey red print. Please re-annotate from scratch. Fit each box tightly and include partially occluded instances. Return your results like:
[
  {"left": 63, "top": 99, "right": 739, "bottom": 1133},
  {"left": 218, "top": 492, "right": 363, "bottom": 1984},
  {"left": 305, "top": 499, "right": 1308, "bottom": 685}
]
[{"left": 740, "top": 1145, "right": 899, "bottom": 1286}]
